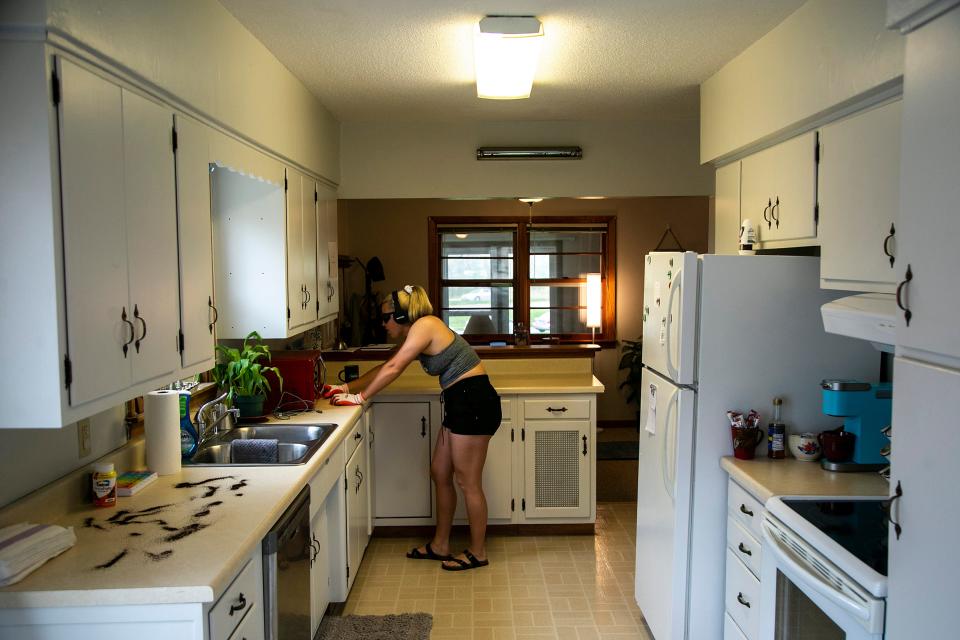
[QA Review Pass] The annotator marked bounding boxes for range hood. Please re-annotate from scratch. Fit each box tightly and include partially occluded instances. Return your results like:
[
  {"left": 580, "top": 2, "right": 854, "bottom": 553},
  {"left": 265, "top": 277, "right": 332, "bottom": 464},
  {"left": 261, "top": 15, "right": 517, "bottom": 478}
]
[{"left": 821, "top": 293, "right": 896, "bottom": 353}]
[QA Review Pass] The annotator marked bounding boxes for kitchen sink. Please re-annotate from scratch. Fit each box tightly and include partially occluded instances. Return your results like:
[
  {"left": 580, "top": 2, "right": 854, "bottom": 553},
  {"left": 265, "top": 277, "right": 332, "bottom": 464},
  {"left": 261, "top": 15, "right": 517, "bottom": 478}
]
[{"left": 183, "top": 423, "right": 338, "bottom": 466}]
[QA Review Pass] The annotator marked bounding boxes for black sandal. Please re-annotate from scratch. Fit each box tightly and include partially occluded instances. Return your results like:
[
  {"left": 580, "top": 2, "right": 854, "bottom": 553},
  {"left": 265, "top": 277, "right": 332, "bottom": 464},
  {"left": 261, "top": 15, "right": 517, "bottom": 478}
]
[
  {"left": 406, "top": 542, "right": 452, "bottom": 561},
  {"left": 441, "top": 549, "right": 489, "bottom": 571}
]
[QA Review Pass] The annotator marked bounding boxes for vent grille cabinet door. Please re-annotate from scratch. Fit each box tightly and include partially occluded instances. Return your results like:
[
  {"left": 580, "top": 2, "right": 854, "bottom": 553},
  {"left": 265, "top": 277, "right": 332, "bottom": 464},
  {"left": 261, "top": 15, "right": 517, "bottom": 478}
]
[{"left": 525, "top": 421, "right": 590, "bottom": 519}]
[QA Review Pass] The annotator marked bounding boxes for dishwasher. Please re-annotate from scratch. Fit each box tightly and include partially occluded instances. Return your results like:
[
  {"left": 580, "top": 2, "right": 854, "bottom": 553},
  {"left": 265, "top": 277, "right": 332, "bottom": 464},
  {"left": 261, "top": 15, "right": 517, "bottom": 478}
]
[{"left": 263, "top": 485, "right": 311, "bottom": 639}]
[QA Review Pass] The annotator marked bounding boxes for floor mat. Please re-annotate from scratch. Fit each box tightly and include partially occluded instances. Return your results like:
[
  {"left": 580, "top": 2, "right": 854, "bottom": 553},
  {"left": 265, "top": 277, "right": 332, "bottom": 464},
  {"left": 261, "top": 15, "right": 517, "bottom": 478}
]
[
  {"left": 597, "top": 440, "right": 639, "bottom": 460},
  {"left": 316, "top": 613, "right": 432, "bottom": 640}
]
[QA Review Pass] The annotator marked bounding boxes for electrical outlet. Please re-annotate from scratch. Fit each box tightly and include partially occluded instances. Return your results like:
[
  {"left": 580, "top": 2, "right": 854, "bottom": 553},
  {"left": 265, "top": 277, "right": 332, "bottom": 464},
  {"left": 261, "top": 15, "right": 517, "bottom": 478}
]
[{"left": 77, "top": 418, "right": 91, "bottom": 458}]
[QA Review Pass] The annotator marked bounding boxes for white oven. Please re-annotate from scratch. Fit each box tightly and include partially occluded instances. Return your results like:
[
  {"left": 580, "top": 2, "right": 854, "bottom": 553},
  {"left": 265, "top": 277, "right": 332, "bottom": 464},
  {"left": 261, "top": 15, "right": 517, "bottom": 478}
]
[{"left": 760, "top": 497, "right": 888, "bottom": 640}]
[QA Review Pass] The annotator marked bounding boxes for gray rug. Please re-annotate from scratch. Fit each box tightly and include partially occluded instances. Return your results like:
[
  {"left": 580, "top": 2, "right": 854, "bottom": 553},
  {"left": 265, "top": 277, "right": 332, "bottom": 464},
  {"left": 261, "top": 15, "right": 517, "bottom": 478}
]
[{"left": 316, "top": 613, "right": 433, "bottom": 640}]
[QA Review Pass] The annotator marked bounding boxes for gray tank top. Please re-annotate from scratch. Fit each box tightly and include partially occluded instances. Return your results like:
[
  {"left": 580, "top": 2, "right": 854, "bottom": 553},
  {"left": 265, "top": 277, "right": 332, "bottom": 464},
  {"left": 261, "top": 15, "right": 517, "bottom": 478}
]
[{"left": 418, "top": 331, "right": 481, "bottom": 387}]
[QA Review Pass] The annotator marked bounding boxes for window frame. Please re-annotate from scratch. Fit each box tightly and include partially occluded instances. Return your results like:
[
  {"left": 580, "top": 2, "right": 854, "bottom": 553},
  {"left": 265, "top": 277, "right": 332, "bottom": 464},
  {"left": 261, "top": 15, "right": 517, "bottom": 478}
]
[{"left": 428, "top": 216, "right": 616, "bottom": 345}]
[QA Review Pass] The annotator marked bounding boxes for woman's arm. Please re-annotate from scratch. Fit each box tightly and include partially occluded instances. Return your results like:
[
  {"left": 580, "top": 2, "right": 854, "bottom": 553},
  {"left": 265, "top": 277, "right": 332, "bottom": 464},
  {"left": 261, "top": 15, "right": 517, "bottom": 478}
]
[
  {"left": 355, "top": 321, "right": 433, "bottom": 400},
  {"left": 342, "top": 363, "right": 383, "bottom": 394}
]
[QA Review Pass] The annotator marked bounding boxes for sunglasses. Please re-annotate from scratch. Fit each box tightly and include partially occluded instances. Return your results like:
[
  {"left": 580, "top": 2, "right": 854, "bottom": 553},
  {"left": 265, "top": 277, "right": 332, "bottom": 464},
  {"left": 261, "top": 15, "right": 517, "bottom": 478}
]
[{"left": 381, "top": 312, "right": 394, "bottom": 324}]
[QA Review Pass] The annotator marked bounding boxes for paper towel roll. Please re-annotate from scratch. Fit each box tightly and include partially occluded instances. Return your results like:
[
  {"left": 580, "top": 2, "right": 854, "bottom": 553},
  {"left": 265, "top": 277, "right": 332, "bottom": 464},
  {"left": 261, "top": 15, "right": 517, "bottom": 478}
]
[{"left": 145, "top": 390, "right": 182, "bottom": 476}]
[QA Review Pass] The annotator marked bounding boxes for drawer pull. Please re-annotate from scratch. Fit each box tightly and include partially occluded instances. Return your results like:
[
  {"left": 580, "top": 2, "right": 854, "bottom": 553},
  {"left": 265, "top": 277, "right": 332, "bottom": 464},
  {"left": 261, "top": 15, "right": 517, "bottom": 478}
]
[
  {"left": 229, "top": 592, "right": 246, "bottom": 616},
  {"left": 737, "top": 542, "right": 752, "bottom": 556},
  {"left": 737, "top": 592, "right": 751, "bottom": 608},
  {"left": 546, "top": 406, "right": 568, "bottom": 413},
  {"left": 739, "top": 504, "right": 754, "bottom": 517}
]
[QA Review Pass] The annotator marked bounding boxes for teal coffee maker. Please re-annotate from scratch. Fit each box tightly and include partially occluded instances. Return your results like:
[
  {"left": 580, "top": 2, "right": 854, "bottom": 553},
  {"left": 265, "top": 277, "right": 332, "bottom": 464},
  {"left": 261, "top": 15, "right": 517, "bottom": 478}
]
[{"left": 820, "top": 380, "right": 892, "bottom": 472}]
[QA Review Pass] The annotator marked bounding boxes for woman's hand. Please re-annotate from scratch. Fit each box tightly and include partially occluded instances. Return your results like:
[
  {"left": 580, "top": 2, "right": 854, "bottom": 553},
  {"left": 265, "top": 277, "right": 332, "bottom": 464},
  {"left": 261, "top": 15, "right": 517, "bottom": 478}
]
[
  {"left": 330, "top": 392, "right": 364, "bottom": 406},
  {"left": 321, "top": 383, "right": 348, "bottom": 399}
]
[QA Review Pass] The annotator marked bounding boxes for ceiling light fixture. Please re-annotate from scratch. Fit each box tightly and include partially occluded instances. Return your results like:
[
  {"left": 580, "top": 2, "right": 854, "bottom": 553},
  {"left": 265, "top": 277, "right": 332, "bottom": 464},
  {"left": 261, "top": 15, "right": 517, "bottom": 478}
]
[{"left": 474, "top": 16, "right": 544, "bottom": 100}]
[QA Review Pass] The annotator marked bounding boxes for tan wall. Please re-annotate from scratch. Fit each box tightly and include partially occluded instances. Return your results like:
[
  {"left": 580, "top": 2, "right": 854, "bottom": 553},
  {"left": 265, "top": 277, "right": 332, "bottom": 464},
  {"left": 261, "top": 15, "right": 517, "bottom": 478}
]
[{"left": 338, "top": 197, "right": 709, "bottom": 422}]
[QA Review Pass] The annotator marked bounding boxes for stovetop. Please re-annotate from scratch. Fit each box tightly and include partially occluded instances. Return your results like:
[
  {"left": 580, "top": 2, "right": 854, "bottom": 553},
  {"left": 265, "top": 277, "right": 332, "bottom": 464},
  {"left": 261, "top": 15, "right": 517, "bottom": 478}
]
[{"left": 783, "top": 498, "right": 889, "bottom": 577}]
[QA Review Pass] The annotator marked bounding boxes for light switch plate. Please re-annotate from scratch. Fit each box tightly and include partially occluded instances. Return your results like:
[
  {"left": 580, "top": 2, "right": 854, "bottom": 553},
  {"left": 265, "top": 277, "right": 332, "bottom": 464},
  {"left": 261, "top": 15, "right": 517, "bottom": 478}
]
[{"left": 77, "top": 418, "right": 91, "bottom": 458}]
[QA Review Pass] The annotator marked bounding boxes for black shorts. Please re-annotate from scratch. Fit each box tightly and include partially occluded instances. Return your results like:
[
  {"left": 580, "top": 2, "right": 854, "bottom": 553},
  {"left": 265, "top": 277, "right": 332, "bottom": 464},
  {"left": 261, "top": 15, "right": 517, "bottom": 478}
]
[{"left": 441, "top": 375, "right": 501, "bottom": 436}]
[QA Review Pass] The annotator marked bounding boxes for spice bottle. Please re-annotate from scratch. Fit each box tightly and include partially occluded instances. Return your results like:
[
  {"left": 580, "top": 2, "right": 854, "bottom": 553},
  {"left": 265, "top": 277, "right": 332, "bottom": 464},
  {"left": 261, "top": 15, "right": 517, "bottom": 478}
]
[
  {"left": 767, "top": 397, "right": 786, "bottom": 459},
  {"left": 92, "top": 462, "right": 118, "bottom": 507}
]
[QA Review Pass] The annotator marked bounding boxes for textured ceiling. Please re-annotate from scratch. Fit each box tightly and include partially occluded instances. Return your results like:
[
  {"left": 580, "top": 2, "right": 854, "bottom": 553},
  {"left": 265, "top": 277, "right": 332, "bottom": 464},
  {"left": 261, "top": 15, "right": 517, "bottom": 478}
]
[{"left": 219, "top": 0, "right": 805, "bottom": 123}]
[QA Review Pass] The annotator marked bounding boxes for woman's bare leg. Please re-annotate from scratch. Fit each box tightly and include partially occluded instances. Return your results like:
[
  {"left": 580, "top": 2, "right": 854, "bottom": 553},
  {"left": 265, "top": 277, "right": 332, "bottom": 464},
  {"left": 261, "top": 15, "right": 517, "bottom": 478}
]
[
  {"left": 443, "top": 433, "right": 492, "bottom": 566},
  {"left": 411, "top": 427, "right": 456, "bottom": 556}
]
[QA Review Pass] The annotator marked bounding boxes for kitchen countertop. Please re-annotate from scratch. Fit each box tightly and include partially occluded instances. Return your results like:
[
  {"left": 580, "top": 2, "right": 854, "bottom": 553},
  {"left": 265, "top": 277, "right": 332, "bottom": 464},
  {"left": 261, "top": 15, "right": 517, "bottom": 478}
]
[
  {"left": 721, "top": 456, "right": 890, "bottom": 503},
  {"left": 0, "top": 404, "right": 363, "bottom": 609},
  {"left": 378, "top": 373, "right": 605, "bottom": 395}
]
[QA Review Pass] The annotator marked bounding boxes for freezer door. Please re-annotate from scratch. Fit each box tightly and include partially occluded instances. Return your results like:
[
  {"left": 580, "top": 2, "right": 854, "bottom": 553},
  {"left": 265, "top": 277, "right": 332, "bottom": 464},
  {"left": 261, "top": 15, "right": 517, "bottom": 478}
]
[
  {"left": 642, "top": 251, "right": 699, "bottom": 384},
  {"left": 635, "top": 367, "right": 696, "bottom": 640}
]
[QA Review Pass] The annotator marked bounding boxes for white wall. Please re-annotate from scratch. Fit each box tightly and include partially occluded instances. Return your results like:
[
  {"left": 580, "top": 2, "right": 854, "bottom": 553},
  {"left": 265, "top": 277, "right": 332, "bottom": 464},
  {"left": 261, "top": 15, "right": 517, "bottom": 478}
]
[
  {"left": 0, "top": 406, "right": 127, "bottom": 509},
  {"left": 1, "top": 0, "right": 340, "bottom": 182},
  {"left": 340, "top": 119, "right": 713, "bottom": 198},
  {"left": 700, "top": 0, "right": 904, "bottom": 164}
]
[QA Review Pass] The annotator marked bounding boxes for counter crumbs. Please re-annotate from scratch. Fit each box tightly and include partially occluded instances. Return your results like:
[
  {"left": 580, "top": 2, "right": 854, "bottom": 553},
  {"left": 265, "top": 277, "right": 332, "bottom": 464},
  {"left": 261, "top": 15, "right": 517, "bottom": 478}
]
[{"left": 94, "top": 549, "right": 128, "bottom": 570}]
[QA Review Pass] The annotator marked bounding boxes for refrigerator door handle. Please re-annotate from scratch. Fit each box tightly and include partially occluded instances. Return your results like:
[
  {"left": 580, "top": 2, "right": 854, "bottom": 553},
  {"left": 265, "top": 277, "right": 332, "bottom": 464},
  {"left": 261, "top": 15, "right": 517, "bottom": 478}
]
[
  {"left": 664, "top": 268, "right": 682, "bottom": 381},
  {"left": 661, "top": 388, "right": 679, "bottom": 500}
]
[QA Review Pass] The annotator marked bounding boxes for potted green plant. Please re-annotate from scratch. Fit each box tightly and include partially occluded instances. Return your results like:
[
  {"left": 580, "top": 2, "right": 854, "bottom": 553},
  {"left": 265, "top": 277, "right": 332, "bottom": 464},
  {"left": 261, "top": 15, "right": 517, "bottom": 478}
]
[
  {"left": 617, "top": 338, "right": 644, "bottom": 430},
  {"left": 213, "top": 331, "right": 282, "bottom": 418}
]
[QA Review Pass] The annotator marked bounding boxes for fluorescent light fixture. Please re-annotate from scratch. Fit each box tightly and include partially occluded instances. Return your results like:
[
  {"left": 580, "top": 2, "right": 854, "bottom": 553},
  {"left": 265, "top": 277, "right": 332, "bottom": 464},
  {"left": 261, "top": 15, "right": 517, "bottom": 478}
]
[
  {"left": 474, "top": 16, "right": 543, "bottom": 99},
  {"left": 518, "top": 197, "right": 544, "bottom": 204},
  {"left": 455, "top": 233, "right": 469, "bottom": 239},
  {"left": 586, "top": 273, "right": 601, "bottom": 346}
]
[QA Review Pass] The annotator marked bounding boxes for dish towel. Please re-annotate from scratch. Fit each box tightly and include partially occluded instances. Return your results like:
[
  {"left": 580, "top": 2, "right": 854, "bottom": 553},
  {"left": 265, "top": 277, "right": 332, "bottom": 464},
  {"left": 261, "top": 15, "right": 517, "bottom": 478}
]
[
  {"left": 0, "top": 523, "right": 77, "bottom": 586},
  {"left": 230, "top": 439, "right": 280, "bottom": 464}
]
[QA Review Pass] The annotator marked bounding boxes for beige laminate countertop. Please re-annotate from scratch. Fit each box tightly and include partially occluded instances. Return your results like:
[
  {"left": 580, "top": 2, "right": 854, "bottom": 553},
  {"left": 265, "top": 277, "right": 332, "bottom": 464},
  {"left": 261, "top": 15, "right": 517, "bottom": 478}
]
[
  {"left": 721, "top": 456, "right": 890, "bottom": 503},
  {"left": 0, "top": 404, "right": 363, "bottom": 609},
  {"left": 378, "top": 373, "right": 605, "bottom": 395}
]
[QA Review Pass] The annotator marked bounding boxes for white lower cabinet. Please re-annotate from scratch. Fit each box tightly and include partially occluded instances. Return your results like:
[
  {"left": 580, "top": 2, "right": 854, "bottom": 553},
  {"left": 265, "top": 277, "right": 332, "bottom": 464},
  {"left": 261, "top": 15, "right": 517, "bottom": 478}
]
[
  {"left": 208, "top": 550, "right": 263, "bottom": 640},
  {"left": 372, "top": 401, "right": 433, "bottom": 520},
  {"left": 345, "top": 421, "right": 371, "bottom": 592},
  {"left": 309, "top": 506, "right": 330, "bottom": 637},
  {"left": 372, "top": 393, "right": 597, "bottom": 527},
  {"left": 724, "top": 479, "right": 765, "bottom": 640}
]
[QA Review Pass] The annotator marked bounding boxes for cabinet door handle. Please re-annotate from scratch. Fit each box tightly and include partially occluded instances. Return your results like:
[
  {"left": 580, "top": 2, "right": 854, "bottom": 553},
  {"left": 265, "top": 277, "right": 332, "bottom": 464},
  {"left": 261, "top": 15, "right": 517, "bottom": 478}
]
[
  {"left": 421, "top": 416, "right": 427, "bottom": 437},
  {"left": 228, "top": 592, "right": 246, "bottom": 615},
  {"left": 354, "top": 431, "right": 363, "bottom": 441},
  {"left": 771, "top": 196, "right": 780, "bottom": 228},
  {"left": 762, "top": 198, "right": 772, "bottom": 229},
  {"left": 738, "top": 542, "right": 752, "bottom": 556},
  {"left": 883, "top": 223, "right": 896, "bottom": 268},
  {"left": 546, "top": 406, "right": 567, "bottom": 413},
  {"left": 305, "top": 288, "right": 311, "bottom": 304},
  {"left": 739, "top": 504, "right": 754, "bottom": 517},
  {"left": 582, "top": 434, "right": 588, "bottom": 456},
  {"left": 895, "top": 264, "right": 913, "bottom": 327},
  {"left": 883, "top": 480, "right": 904, "bottom": 540},
  {"left": 736, "top": 592, "right": 751, "bottom": 608},
  {"left": 133, "top": 304, "right": 147, "bottom": 353},
  {"left": 208, "top": 297, "right": 218, "bottom": 333},
  {"left": 121, "top": 307, "right": 135, "bottom": 357}
]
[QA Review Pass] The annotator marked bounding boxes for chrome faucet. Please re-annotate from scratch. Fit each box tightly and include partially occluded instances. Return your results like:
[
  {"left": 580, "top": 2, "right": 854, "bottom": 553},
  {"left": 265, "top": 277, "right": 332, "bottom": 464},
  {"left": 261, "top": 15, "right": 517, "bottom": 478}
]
[{"left": 194, "top": 392, "right": 238, "bottom": 446}]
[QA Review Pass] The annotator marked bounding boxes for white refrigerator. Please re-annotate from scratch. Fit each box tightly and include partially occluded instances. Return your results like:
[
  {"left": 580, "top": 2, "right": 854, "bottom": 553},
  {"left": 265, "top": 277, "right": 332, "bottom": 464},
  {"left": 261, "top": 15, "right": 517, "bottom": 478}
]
[{"left": 633, "top": 253, "right": 878, "bottom": 640}]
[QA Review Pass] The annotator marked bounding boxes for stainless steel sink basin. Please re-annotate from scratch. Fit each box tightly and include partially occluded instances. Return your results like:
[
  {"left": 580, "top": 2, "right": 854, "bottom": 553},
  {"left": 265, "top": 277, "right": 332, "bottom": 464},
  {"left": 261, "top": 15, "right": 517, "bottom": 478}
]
[
  {"left": 189, "top": 442, "right": 311, "bottom": 465},
  {"left": 183, "top": 423, "right": 338, "bottom": 466}
]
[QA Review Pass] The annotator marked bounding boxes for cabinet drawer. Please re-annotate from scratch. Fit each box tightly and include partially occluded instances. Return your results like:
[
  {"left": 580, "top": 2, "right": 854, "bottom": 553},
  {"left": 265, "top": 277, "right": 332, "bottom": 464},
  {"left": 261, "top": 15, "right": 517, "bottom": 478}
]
[
  {"left": 210, "top": 557, "right": 259, "bottom": 640},
  {"left": 227, "top": 602, "right": 263, "bottom": 640},
  {"left": 523, "top": 398, "right": 590, "bottom": 420},
  {"left": 344, "top": 418, "right": 364, "bottom": 461},
  {"left": 309, "top": 442, "right": 342, "bottom": 518},
  {"left": 724, "top": 612, "right": 749, "bottom": 640},
  {"left": 727, "top": 480, "right": 765, "bottom": 541},
  {"left": 726, "top": 517, "right": 762, "bottom": 578},
  {"left": 725, "top": 548, "right": 761, "bottom": 640}
]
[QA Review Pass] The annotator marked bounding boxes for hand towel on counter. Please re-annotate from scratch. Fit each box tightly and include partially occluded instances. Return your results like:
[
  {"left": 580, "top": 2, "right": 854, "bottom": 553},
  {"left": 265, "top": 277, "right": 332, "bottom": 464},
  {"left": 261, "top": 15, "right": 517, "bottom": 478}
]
[
  {"left": 0, "top": 523, "right": 76, "bottom": 586},
  {"left": 230, "top": 439, "right": 280, "bottom": 464}
]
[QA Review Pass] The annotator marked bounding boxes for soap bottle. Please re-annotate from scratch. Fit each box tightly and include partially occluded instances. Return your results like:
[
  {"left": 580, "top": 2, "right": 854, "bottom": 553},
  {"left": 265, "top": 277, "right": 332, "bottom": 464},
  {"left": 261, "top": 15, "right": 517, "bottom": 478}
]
[
  {"left": 767, "top": 397, "right": 786, "bottom": 459},
  {"left": 179, "top": 391, "right": 199, "bottom": 459}
]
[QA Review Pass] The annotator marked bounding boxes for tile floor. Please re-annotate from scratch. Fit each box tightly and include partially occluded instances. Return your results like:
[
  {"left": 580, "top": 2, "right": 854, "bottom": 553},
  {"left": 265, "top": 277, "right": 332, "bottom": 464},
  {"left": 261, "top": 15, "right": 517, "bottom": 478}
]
[{"left": 343, "top": 501, "right": 653, "bottom": 639}]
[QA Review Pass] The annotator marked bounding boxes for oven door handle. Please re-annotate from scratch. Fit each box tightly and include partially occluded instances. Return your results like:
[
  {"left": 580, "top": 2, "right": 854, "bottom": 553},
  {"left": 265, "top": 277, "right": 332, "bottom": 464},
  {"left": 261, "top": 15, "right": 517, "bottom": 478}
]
[{"left": 761, "top": 518, "right": 873, "bottom": 624}]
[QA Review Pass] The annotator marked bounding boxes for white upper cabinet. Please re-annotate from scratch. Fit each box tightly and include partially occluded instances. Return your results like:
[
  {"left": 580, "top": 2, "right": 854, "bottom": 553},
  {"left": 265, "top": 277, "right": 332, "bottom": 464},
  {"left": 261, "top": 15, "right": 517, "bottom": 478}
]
[
  {"left": 173, "top": 114, "right": 217, "bottom": 373},
  {"left": 893, "top": 7, "right": 960, "bottom": 366},
  {"left": 712, "top": 162, "right": 741, "bottom": 255},
  {"left": 0, "top": 48, "right": 192, "bottom": 428},
  {"left": 285, "top": 168, "right": 320, "bottom": 332},
  {"left": 819, "top": 100, "right": 902, "bottom": 293},
  {"left": 316, "top": 183, "right": 339, "bottom": 323},
  {"left": 740, "top": 132, "right": 819, "bottom": 247}
]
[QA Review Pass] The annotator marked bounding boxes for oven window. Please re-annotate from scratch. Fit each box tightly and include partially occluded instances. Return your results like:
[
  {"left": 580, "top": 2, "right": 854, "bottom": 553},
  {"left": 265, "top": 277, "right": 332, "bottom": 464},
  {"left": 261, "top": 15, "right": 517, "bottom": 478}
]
[{"left": 775, "top": 570, "right": 845, "bottom": 639}]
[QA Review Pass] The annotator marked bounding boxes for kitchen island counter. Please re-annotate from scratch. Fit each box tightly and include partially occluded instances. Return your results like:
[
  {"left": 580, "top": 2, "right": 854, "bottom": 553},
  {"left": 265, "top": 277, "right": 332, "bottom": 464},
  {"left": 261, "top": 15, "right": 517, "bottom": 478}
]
[{"left": 721, "top": 455, "right": 889, "bottom": 503}]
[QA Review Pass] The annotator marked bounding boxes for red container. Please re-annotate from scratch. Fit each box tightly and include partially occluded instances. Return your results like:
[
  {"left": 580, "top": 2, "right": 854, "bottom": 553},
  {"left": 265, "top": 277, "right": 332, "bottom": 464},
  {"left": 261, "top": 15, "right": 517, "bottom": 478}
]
[
  {"left": 263, "top": 350, "right": 325, "bottom": 413},
  {"left": 732, "top": 427, "right": 765, "bottom": 460}
]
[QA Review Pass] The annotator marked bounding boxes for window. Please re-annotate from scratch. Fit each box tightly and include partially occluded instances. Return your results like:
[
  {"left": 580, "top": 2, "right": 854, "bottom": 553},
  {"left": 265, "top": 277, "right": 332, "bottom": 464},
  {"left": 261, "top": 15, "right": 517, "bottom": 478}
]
[{"left": 428, "top": 216, "right": 616, "bottom": 344}]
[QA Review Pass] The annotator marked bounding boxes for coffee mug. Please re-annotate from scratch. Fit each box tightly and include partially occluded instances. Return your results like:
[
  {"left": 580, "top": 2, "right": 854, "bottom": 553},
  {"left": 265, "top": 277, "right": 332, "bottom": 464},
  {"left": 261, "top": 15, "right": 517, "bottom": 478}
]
[
  {"left": 338, "top": 364, "right": 360, "bottom": 383},
  {"left": 819, "top": 429, "right": 856, "bottom": 463},
  {"left": 789, "top": 432, "right": 821, "bottom": 462},
  {"left": 732, "top": 427, "right": 764, "bottom": 460}
]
